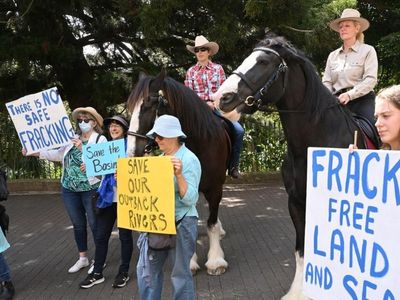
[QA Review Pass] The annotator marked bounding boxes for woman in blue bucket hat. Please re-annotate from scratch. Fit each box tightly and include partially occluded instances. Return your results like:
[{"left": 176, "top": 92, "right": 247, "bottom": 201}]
[{"left": 137, "top": 115, "right": 201, "bottom": 300}]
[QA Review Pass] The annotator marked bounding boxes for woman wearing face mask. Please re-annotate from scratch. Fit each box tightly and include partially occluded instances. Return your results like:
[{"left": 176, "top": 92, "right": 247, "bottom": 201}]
[{"left": 22, "top": 107, "right": 107, "bottom": 273}]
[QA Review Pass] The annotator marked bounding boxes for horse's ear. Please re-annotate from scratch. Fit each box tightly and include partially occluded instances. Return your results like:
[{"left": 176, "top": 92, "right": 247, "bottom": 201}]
[
  {"left": 155, "top": 68, "right": 167, "bottom": 81},
  {"left": 138, "top": 71, "right": 147, "bottom": 81},
  {"left": 152, "top": 69, "right": 167, "bottom": 89},
  {"left": 159, "top": 68, "right": 167, "bottom": 78}
]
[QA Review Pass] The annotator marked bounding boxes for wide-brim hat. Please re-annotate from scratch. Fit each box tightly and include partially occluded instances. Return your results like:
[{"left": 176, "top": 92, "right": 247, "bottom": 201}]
[
  {"left": 146, "top": 115, "right": 187, "bottom": 139},
  {"left": 104, "top": 115, "right": 129, "bottom": 131},
  {"left": 186, "top": 35, "right": 219, "bottom": 56},
  {"left": 72, "top": 106, "right": 103, "bottom": 127},
  {"left": 329, "top": 8, "right": 369, "bottom": 32}
]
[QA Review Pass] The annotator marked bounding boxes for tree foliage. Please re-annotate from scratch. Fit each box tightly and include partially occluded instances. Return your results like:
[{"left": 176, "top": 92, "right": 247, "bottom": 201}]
[
  {"left": 0, "top": 0, "right": 398, "bottom": 115},
  {"left": 0, "top": 0, "right": 399, "bottom": 177}
]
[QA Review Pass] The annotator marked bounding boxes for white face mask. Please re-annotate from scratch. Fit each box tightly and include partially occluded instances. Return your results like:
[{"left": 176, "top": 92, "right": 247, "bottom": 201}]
[{"left": 79, "top": 121, "right": 92, "bottom": 133}]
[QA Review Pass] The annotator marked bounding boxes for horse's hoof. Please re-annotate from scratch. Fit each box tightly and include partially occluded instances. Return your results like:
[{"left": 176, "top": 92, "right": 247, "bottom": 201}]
[
  {"left": 190, "top": 263, "right": 200, "bottom": 276},
  {"left": 207, "top": 266, "right": 227, "bottom": 276}
]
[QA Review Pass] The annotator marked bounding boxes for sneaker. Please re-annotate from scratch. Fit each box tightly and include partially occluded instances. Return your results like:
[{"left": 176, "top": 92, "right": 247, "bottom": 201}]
[
  {"left": 79, "top": 273, "right": 105, "bottom": 289},
  {"left": 229, "top": 167, "right": 240, "bottom": 179},
  {"left": 112, "top": 272, "right": 130, "bottom": 288},
  {"left": 88, "top": 260, "right": 107, "bottom": 274},
  {"left": 0, "top": 281, "right": 15, "bottom": 300},
  {"left": 68, "top": 257, "right": 89, "bottom": 273}
]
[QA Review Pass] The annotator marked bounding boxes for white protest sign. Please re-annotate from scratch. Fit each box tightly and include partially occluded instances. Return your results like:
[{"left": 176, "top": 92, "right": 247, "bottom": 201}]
[
  {"left": 304, "top": 147, "right": 400, "bottom": 300},
  {"left": 83, "top": 139, "right": 126, "bottom": 176},
  {"left": 5, "top": 87, "right": 75, "bottom": 155}
]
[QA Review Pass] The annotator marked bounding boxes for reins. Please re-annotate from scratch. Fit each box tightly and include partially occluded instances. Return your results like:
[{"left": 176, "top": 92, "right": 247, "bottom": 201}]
[
  {"left": 258, "top": 101, "right": 339, "bottom": 114},
  {"left": 233, "top": 47, "right": 288, "bottom": 110}
]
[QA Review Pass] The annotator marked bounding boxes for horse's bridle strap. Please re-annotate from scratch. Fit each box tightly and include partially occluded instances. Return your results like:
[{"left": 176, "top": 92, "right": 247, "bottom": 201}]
[
  {"left": 233, "top": 47, "right": 288, "bottom": 110},
  {"left": 127, "top": 131, "right": 148, "bottom": 139},
  {"left": 232, "top": 71, "right": 258, "bottom": 92}
]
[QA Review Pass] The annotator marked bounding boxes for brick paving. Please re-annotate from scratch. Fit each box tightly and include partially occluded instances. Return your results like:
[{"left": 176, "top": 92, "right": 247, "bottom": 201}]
[{"left": 3, "top": 179, "right": 295, "bottom": 300}]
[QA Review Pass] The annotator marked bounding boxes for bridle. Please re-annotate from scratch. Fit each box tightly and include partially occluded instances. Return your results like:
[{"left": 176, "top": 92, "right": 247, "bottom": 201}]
[
  {"left": 127, "top": 90, "right": 168, "bottom": 153},
  {"left": 232, "top": 47, "right": 288, "bottom": 110}
]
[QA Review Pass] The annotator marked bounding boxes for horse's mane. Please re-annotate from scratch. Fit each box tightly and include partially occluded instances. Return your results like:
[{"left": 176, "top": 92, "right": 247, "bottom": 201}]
[
  {"left": 162, "top": 77, "right": 224, "bottom": 140},
  {"left": 127, "top": 74, "right": 224, "bottom": 141},
  {"left": 127, "top": 75, "right": 152, "bottom": 113},
  {"left": 256, "top": 35, "right": 338, "bottom": 122}
]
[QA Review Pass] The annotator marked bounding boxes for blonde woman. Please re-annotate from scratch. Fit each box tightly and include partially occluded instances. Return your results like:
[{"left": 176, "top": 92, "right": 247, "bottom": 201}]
[{"left": 323, "top": 8, "right": 378, "bottom": 126}]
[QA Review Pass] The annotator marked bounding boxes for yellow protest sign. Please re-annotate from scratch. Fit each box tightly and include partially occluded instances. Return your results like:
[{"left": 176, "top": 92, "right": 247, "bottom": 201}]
[{"left": 117, "top": 156, "right": 176, "bottom": 234}]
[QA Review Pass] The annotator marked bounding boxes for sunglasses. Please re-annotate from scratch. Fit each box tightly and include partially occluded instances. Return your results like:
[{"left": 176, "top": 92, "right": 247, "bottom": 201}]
[
  {"left": 77, "top": 119, "right": 93, "bottom": 123},
  {"left": 153, "top": 134, "right": 165, "bottom": 141},
  {"left": 194, "top": 47, "right": 209, "bottom": 53}
]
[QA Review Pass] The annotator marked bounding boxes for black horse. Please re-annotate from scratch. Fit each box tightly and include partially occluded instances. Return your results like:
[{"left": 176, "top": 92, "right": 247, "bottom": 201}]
[
  {"left": 217, "top": 36, "right": 369, "bottom": 299},
  {"left": 126, "top": 72, "right": 230, "bottom": 275}
]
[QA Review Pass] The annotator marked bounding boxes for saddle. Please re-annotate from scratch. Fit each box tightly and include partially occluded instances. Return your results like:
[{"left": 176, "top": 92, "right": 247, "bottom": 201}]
[{"left": 352, "top": 114, "right": 381, "bottom": 149}]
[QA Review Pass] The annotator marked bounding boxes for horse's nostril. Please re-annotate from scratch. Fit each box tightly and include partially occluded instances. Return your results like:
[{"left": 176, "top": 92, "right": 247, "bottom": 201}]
[{"left": 220, "top": 93, "right": 233, "bottom": 103}]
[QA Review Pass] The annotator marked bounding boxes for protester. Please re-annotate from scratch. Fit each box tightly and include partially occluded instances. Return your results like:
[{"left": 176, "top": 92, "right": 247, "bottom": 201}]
[
  {"left": 323, "top": 8, "right": 378, "bottom": 126},
  {"left": 184, "top": 35, "right": 244, "bottom": 178},
  {"left": 0, "top": 230, "right": 14, "bottom": 300},
  {"left": 350, "top": 85, "right": 400, "bottom": 150},
  {"left": 374, "top": 85, "right": 400, "bottom": 150},
  {"left": 136, "top": 115, "right": 201, "bottom": 300},
  {"left": 0, "top": 175, "right": 14, "bottom": 300},
  {"left": 22, "top": 107, "right": 107, "bottom": 273},
  {"left": 79, "top": 115, "right": 133, "bottom": 289}
]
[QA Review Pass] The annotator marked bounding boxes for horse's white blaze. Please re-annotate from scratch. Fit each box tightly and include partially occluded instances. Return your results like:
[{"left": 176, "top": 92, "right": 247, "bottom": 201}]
[
  {"left": 127, "top": 98, "right": 143, "bottom": 157},
  {"left": 217, "top": 50, "right": 263, "bottom": 121},
  {"left": 218, "top": 50, "right": 262, "bottom": 96},
  {"left": 205, "top": 221, "right": 228, "bottom": 275},
  {"left": 282, "top": 252, "right": 311, "bottom": 300}
]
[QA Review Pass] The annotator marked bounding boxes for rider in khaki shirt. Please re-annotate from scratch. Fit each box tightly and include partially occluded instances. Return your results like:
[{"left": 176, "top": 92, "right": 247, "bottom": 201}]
[
  {"left": 323, "top": 8, "right": 378, "bottom": 126},
  {"left": 323, "top": 40, "right": 378, "bottom": 100}
]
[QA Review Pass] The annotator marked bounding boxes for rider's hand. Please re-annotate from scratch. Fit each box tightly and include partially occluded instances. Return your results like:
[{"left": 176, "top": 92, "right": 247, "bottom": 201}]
[{"left": 338, "top": 93, "right": 351, "bottom": 105}]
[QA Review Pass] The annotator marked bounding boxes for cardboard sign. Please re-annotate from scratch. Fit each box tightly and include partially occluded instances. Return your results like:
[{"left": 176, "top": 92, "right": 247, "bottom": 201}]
[
  {"left": 117, "top": 156, "right": 176, "bottom": 234},
  {"left": 83, "top": 139, "right": 126, "bottom": 176},
  {"left": 5, "top": 87, "right": 75, "bottom": 155},
  {"left": 304, "top": 147, "right": 400, "bottom": 300}
]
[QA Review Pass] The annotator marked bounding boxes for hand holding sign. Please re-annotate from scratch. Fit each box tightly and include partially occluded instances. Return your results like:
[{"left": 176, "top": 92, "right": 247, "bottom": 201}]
[{"left": 171, "top": 157, "right": 182, "bottom": 176}]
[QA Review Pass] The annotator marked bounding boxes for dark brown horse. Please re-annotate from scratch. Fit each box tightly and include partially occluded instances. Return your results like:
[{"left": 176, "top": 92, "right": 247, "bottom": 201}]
[
  {"left": 126, "top": 72, "right": 230, "bottom": 275},
  {"left": 217, "top": 36, "right": 370, "bottom": 299}
]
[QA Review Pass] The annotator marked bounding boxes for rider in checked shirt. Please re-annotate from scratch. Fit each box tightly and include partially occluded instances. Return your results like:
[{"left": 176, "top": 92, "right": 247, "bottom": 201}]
[{"left": 185, "top": 35, "right": 244, "bottom": 178}]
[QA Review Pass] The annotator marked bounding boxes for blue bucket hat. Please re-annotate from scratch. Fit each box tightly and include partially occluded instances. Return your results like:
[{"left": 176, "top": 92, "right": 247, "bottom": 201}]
[{"left": 146, "top": 115, "right": 187, "bottom": 139}]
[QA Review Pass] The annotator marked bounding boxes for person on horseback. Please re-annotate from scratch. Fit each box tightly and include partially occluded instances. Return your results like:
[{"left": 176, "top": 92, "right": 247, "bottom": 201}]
[
  {"left": 323, "top": 8, "right": 378, "bottom": 127},
  {"left": 185, "top": 35, "right": 244, "bottom": 178}
]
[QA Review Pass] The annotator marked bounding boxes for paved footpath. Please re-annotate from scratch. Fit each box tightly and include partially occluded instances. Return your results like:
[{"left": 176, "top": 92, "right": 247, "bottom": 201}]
[{"left": 3, "top": 178, "right": 295, "bottom": 300}]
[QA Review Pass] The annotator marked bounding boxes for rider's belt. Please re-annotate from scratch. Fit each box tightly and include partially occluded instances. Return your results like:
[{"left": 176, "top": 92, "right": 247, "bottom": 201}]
[
  {"left": 333, "top": 88, "right": 353, "bottom": 96},
  {"left": 333, "top": 87, "right": 352, "bottom": 96}
]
